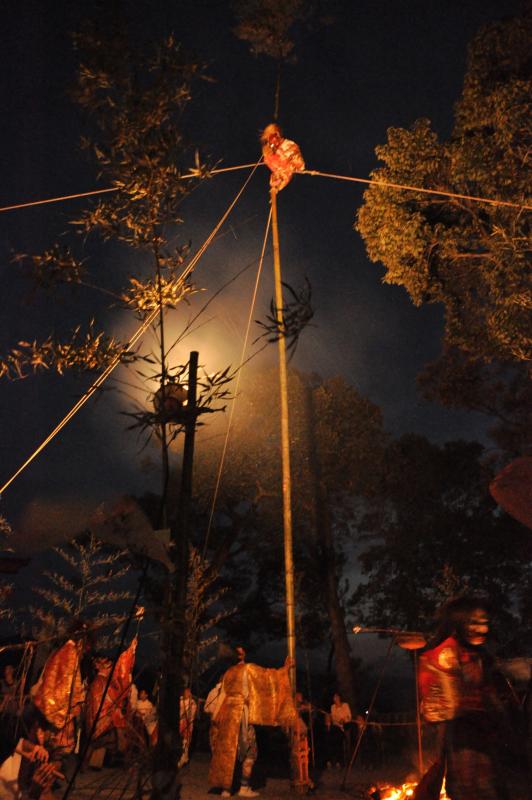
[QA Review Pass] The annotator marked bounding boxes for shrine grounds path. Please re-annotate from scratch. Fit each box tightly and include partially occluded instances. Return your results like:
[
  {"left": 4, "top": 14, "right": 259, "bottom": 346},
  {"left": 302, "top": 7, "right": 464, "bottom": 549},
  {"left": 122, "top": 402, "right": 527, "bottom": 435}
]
[
  {"left": 73, "top": 750, "right": 530, "bottom": 799},
  {"left": 74, "top": 751, "right": 415, "bottom": 799}
]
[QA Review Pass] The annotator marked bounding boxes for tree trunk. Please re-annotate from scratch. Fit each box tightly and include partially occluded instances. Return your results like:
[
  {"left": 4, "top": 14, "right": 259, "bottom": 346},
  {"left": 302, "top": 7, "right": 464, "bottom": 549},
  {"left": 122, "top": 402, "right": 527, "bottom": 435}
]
[
  {"left": 304, "top": 384, "right": 357, "bottom": 713},
  {"left": 320, "top": 498, "right": 357, "bottom": 714}
]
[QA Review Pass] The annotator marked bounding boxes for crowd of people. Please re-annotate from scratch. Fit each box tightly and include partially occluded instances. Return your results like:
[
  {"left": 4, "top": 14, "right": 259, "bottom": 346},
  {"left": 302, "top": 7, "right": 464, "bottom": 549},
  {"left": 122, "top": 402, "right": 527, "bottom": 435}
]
[
  {"left": 0, "top": 596, "right": 529, "bottom": 799},
  {"left": 0, "top": 631, "right": 359, "bottom": 799},
  {"left": 0, "top": 628, "right": 201, "bottom": 799}
]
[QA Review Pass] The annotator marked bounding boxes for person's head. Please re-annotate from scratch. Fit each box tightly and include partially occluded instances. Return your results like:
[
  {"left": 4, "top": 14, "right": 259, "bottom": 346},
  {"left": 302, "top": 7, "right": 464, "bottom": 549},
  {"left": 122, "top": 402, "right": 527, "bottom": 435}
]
[
  {"left": 260, "top": 123, "right": 283, "bottom": 149},
  {"left": 435, "top": 596, "right": 490, "bottom": 648},
  {"left": 93, "top": 655, "right": 112, "bottom": 676},
  {"left": 139, "top": 688, "right": 149, "bottom": 701},
  {"left": 333, "top": 693, "right": 342, "bottom": 705},
  {"left": 35, "top": 726, "right": 47, "bottom": 745},
  {"left": 235, "top": 646, "right": 246, "bottom": 663},
  {"left": 183, "top": 687, "right": 191, "bottom": 699},
  {"left": 67, "top": 617, "right": 95, "bottom": 653}
]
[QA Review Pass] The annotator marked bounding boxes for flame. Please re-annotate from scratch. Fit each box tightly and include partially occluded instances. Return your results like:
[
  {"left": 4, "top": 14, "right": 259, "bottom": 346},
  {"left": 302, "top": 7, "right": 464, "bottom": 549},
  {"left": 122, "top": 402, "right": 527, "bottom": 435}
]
[{"left": 378, "top": 780, "right": 449, "bottom": 799}]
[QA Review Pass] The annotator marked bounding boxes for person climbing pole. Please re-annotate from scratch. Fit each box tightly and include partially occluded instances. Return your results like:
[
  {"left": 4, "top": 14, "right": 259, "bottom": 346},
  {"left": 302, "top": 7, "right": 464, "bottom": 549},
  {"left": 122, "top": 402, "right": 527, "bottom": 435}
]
[{"left": 260, "top": 123, "right": 305, "bottom": 193}]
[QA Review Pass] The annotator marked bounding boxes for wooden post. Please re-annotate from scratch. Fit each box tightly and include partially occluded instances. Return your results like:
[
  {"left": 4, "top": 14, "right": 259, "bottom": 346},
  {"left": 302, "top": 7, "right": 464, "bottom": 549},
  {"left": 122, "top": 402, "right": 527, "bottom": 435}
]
[{"left": 153, "top": 351, "right": 198, "bottom": 799}]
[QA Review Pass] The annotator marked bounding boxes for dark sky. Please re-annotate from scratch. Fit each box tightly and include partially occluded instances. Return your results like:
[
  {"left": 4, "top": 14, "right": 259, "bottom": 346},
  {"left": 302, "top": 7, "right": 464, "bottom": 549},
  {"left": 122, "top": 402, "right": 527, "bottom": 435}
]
[{"left": 0, "top": 0, "right": 520, "bottom": 532}]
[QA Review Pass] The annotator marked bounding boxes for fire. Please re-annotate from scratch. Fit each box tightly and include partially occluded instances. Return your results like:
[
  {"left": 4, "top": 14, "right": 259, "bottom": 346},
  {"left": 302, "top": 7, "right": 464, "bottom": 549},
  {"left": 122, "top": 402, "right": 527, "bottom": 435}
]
[
  {"left": 378, "top": 784, "right": 416, "bottom": 800},
  {"left": 378, "top": 780, "right": 449, "bottom": 799}
]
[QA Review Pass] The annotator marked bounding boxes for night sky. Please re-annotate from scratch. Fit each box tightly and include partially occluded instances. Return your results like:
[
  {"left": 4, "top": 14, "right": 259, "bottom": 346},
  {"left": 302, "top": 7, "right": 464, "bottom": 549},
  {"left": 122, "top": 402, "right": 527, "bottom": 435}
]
[{"left": 1, "top": 0, "right": 520, "bottom": 540}]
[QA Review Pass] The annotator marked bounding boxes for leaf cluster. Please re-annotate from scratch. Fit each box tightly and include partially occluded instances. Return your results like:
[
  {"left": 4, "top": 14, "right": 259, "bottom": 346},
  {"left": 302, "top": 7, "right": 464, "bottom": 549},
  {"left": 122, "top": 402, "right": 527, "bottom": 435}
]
[
  {"left": 0, "top": 321, "right": 129, "bottom": 380},
  {"left": 120, "top": 273, "right": 198, "bottom": 317},
  {"left": 124, "top": 361, "right": 235, "bottom": 444},
  {"left": 254, "top": 279, "right": 314, "bottom": 358},
  {"left": 194, "top": 368, "right": 387, "bottom": 647},
  {"left": 72, "top": 24, "right": 211, "bottom": 248},
  {"left": 351, "top": 435, "right": 531, "bottom": 643},
  {"left": 356, "top": 9, "right": 532, "bottom": 454},
  {"left": 183, "top": 547, "right": 234, "bottom": 680},
  {"left": 233, "top": 0, "right": 312, "bottom": 62},
  {"left": 29, "top": 533, "right": 135, "bottom": 647},
  {"left": 12, "top": 245, "right": 87, "bottom": 290}
]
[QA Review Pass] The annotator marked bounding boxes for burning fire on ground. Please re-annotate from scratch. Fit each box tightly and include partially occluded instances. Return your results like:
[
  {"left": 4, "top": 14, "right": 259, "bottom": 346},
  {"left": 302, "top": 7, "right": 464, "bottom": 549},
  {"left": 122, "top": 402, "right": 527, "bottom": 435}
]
[{"left": 371, "top": 780, "right": 449, "bottom": 799}]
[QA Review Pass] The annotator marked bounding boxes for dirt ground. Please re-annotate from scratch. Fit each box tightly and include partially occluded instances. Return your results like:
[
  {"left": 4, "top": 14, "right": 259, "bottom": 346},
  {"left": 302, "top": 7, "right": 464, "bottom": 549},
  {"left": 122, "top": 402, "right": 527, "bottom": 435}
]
[
  {"left": 74, "top": 751, "right": 413, "bottom": 799},
  {"left": 72, "top": 748, "right": 530, "bottom": 799}
]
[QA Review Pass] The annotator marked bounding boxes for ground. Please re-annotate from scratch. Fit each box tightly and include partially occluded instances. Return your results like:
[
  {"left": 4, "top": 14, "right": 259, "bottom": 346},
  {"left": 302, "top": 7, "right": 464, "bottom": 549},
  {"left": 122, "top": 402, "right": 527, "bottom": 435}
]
[{"left": 74, "top": 751, "right": 414, "bottom": 799}]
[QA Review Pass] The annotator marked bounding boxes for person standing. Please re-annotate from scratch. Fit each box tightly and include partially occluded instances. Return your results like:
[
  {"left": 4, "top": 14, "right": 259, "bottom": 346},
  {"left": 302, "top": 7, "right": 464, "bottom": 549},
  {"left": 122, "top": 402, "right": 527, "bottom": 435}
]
[
  {"left": 178, "top": 687, "right": 197, "bottom": 768},
  {"left": 132, "top": 688, "right": 158, "bottom": 744},
  {"left": 208, "top": 646, "right": 296, "bottom": 798},
  {"left": 415, "top": 596, "right": 511, "bottom": 800},
  {"left": 328, "top": 692, "right": 352, "bottom": 767}
]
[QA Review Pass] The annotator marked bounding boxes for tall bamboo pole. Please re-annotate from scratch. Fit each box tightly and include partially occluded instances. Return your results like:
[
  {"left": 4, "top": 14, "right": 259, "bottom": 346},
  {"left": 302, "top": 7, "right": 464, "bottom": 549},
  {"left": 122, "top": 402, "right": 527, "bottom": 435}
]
[{"left": 270, "top": 189, "right": 296, "bottom": 685}]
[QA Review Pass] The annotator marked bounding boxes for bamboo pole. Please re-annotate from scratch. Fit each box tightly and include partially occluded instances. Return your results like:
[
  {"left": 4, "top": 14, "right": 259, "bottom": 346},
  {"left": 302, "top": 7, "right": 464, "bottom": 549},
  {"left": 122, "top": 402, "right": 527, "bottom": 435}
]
[
  {"left": 271, "top": 188, "right": 310, "bottom": 794},
  {"left": 270, "top": 190, "right": 297, "bottom": 682}
]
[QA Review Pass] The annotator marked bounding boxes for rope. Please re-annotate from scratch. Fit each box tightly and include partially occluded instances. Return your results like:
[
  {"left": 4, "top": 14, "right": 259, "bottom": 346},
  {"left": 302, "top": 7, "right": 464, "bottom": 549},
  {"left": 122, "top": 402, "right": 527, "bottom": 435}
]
[
  {"left": 0, "top": 163, "right": 260, "bottom": 213},
  {"left": 3, "top": 163, "right": 527, "bottom": 215},
  {"left": 341, "top": 635, "right": 397, "bottom": 789},
  {"left": 303, "top": 169, "right": 531, "bottom": 211},
  {"left": 62, "top": 566, "right": 147, "bottom": 799},
  {"left": 202, "top": 206, "right": 273, "bottom": 557},
  {"left": 0, "top": 161, "right": 261, "bottom": 497}
]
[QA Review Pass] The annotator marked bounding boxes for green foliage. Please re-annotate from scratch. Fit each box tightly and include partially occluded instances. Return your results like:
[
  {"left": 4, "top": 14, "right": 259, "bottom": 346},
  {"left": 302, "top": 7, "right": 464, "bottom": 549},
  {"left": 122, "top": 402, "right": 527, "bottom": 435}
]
[
  {"left": 125, "top": 361, "right": 235, "bottom": 447},
  {"left": 233, "top": 0, "right": 311, "bottom": 62},
  {"left": 197, "top": 367, "right": 386, "bottom": 522},
  {"left": 3, "top": 20, "right": 211, "bottom": 383},
  {"left": 356, "top": 9, "right": 531, "bottom": 451},
  {"left": 254, "top": 279, "right": 314, "bottom": 357},
  {"left": 418, "top": 349, "right": 532, "bottom": 456},
  {"left": 351, "top": 434, "right": 531, "bottom": 644},
  {"left": 183, "top": 547, "right": 234, "bottom": 680},
  {"left": 72, "top": 25, "right": 211, "bottom": 248},
  {"left": 195, "top": 367, "right": 387, "bottom": 647},
  {"left": 0, "top": 321, "right": 129, "bottom": 380},
  {"left": 0, "top": 514, "right": 12, "bottom": 537},
  {"left": 30, "top": 533, "right": 134, "bottom": 646},
  {"left": 12, "top": 245, "right": 86, "bottom": 289}
]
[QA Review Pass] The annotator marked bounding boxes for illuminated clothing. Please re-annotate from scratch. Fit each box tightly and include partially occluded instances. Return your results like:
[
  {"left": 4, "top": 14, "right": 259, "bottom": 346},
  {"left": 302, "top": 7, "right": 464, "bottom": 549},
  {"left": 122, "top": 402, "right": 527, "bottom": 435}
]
[
  {"left": 208, "top": 661, "right": 295, "bottom": 791},
  {"left": 33, "top": 638, "right": 85, "bottom": 761},
  {"left": 330, "top": 701, "right": 352, "bottom": 728},
  {"left": 263, "top": 138, "right": 305, "bottom": 192},
  {"left": 178, "top": 694, "right": 197, "bottom": 765},
  {"left": 417, "top": 636, "right": 508, "bottom": 800},
  {"left": 86, "top": 639, "right": 136, "bottom": 742}
]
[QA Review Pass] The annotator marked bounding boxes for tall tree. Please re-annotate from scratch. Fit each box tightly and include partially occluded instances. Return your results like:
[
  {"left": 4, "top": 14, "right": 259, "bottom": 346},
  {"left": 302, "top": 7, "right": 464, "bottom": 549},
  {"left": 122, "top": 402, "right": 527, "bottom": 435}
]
[
  {"left": 0, "top": 10, "right": 231, "bottom": 795},
  {"left": 350, "top": 434, "right": 531, "bottom": 647},
  {"left": 195, "top": 367, "right": 387, "bottom": 711},
  {"left": 233, "top": 0, "right": 316, "bottom": 119},
  {"left": 356, "top": 8, "right": 531, "bottom": 455}
]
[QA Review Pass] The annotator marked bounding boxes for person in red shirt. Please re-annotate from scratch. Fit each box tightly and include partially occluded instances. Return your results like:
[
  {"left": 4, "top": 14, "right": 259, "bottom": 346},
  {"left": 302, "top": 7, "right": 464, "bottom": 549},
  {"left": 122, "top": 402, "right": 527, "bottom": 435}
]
[
  {"left": 415, "top": 596, "right": 510, "bottom": 800},
  {"left": 260, "top": 124, "right": 305, "bottom": 193}
]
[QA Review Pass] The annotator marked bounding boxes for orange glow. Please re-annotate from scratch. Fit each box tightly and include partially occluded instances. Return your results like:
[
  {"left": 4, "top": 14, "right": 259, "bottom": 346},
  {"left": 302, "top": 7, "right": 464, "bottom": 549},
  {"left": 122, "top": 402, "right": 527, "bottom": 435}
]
[{"left": 378, "top": 780, "right": 449, "bottom": 799}]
